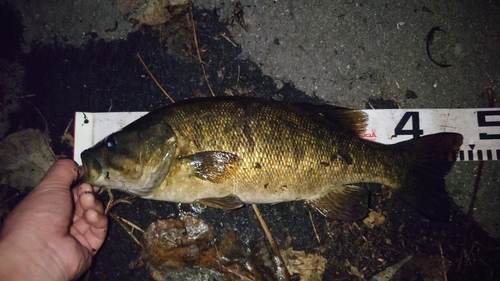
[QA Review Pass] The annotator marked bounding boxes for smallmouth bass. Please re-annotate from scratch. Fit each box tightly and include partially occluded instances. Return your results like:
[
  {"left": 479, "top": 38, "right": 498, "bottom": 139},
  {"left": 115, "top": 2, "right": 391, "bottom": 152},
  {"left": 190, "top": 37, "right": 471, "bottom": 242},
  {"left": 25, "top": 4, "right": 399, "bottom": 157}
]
[{"left": 81, "top": 97, "right": 463, "bottom": 221}]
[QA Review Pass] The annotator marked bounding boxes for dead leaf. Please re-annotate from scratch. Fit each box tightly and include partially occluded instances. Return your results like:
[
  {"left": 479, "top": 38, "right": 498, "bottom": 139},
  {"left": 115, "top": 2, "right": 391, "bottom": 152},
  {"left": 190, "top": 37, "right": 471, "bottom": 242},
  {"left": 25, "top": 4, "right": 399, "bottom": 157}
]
[
  {"left": 348, "top": 265, "right": 364, "bottom": 278},
  {"left": 0, "top": 129, "right": 55, "bottom": 190},
  {"left": 363, "top": 210, "right": 385, "bottom": 228},
  {"left": 132, "top": 0, "right": 188, "bottom": 26},
  {"left": 280, "top": 247, "right": 327, "bottom": 281},
  {"left": 141, "top": 217, "right": 280, "bottom": 280},
  {"left": 116, "top": 0, "right": 145, "bottom": 16},
  {"left": 61, "top": 132, "right": 74, "bottom": 148}
]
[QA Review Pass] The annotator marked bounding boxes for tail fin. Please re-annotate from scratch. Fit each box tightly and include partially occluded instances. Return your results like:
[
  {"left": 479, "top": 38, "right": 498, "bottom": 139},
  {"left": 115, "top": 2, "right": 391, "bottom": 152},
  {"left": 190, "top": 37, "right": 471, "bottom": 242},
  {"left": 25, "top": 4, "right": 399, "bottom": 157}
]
[{"left": 393, "top": 133, "right": 463, "bottom": 221}]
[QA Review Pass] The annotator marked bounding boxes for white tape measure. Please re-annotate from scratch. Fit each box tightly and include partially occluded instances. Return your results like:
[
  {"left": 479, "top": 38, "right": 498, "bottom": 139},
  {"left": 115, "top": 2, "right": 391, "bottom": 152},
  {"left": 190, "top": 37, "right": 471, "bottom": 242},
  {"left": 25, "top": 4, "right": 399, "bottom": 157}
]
[
  {"left": 363, "top": 109, "right": 500, "bottom": 161},
  {"left": 73, "top": 108, "right": 500, "bottom": 164}
]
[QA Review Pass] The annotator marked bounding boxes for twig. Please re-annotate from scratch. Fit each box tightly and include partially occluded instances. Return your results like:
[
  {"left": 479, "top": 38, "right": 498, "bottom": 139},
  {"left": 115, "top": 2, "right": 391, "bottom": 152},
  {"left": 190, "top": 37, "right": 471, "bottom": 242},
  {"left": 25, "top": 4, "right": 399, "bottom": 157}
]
[
  {"left": 309, "top": 210, "right": 321, "bottom": 243},
  {"left": 17, "top": 94, "right": 36, "bottom": 99},
  {"left": 458, "top": 149, "right": 484, "bottom": 271},
  {"left": 220, "top": 32, "right": 237, "bottom": 47},
  {"left": 103, "top": 186, "right": 142, "bottom": 247},
  {"left": 104, "top": 189, "right": 114, "bottom": 215},
  {"left": 252, "top": 204, "right": 280, "bottom": 254},
  {"left": 0, "top": 192, "right": 19, "bottom": 207},
  {"left": 108, "top": 99, "right": 113, "bottom": 112},
  {"left": 458, "top": 88, "right": 494, "bottom": 271},
  {"left": 485, "top": 88, "right": 495, "bottom": 107},
  {"left": 60, "top": 118, "right": 74, "bottom": 147},
  {"left": 189, "top": 1, "right": 215, "bottom": 97},
  {"left": 458, "top": 139, "right": 484, "bottom": 271},
  {"left": 439, "top": 243, "right": 448, "bottom": 281},
  {"left": 29, "top": 103, "right": 49, "bottom": 134},
  {"left": 104, "top": 189, "right": 135, "bottom": 215},
  {"left": 62, "top": 118, "right": 73, "bottom": 136},
  {"left": 110, "top": 214, "right": 144, "bottom": 247},
  {"left": 467, "top": 162, "right": 483, "bottom": 220},
  {"left": 136, "top": 53, "right": 175, "bottom": 103},
  {"left": 113, "top": 214, "right": 145, "bottom": 234},
  {"left": 251, "top": 204, "right": 291, "bottom": 281}
]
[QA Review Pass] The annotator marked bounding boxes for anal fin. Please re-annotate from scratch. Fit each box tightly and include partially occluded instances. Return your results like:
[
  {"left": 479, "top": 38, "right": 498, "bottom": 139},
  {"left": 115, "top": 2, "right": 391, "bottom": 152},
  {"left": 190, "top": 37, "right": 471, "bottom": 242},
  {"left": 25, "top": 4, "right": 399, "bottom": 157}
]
[
  {"left": 308, "top": 185, "right": 369, "bottom": 221},
  {"left": 197, "top": 194, "right": 244, "bottom": 210}
]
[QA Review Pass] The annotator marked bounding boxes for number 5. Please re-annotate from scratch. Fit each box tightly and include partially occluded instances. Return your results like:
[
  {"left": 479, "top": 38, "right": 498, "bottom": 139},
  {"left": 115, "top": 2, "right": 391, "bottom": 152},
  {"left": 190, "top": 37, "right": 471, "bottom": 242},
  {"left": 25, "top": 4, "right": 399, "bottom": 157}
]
[{"left": 477, "top": 110, "right": 500, "bottom": 140}]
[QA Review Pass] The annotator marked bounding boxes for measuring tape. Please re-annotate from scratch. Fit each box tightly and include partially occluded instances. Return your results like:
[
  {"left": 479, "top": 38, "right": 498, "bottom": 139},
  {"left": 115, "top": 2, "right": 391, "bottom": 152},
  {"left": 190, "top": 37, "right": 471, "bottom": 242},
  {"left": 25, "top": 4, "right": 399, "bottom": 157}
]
[{"left": 73, "top": 108, "right": 500, "bottom": 164}]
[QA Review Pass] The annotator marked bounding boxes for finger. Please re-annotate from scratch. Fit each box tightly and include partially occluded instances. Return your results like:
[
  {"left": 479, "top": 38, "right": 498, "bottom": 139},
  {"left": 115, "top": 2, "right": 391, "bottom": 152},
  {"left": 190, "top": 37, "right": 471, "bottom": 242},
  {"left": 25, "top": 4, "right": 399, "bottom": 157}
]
[
  {"left": 72, "top": 184, "right": 108, "bottom": 254},
  {"left": 79, "top": 193, "right": 104, "bottom": 215},
  {"left": 71, "top": 210, "right": 108, "bottom": 237},
  {"left": 79, "top": 185, "right": 103, "bottom": 212},
  {"left": 73, "top": 185, "right": 92, "bottom": 217},
  {"left": 73, "top": 183, "right": 100, "bottom": 201},
  {"left": 73, "top": 184, "right": 102, "bottom": 216},
  {"left": 7, "top": 159, "right": 77, "bottom": 225},
  {"left": 71, "top": 210, "right": 107, "bottom": 254},
  {"left": 36, "top": 159, "right": 79, "bottom": 192},
  {"left": 73, "top": 183, "right": 104, "bottom": 228},
  {"left": 85, "top": 209, "right": 108, "bottom": 251}
]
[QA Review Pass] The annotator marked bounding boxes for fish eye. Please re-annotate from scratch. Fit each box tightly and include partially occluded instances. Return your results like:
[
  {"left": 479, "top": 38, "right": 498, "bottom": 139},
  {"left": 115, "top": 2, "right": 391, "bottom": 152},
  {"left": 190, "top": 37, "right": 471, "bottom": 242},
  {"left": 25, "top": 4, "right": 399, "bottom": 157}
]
[{"left": 105, "top": 137, "right": 116, "bottom": 149}]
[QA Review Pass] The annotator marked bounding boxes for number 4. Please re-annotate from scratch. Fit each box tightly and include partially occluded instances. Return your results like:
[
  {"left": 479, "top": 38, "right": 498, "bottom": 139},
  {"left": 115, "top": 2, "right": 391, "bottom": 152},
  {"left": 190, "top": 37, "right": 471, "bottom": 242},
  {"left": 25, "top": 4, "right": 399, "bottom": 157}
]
[{"left": 394, "top": 112, "right": 423, "bottom": 138}]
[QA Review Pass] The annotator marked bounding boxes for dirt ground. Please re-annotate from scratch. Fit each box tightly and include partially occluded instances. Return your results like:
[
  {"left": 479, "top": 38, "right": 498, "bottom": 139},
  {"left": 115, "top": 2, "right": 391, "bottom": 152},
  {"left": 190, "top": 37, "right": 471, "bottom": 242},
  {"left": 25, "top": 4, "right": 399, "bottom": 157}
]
[{"left": 0, "top": 0, "right": 499, "bottom": 280}]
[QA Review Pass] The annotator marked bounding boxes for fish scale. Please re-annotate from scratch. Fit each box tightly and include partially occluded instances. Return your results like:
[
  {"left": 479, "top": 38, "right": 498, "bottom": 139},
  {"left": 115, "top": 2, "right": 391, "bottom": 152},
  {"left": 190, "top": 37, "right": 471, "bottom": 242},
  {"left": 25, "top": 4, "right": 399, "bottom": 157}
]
[
  {"left": 168, "top": 100, "right": 353, "bottom": 189},
  {"left": 81, "top": 96, "right": 462, "bottom": 221}
]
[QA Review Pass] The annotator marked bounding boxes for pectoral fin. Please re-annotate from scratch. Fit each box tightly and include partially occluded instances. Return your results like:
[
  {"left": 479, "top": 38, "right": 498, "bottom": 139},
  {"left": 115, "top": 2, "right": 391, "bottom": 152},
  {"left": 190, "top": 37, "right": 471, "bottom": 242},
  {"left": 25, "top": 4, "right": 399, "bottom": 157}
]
[
  {"left": 197, "top": 194, "right": 244, "bottom": 210},
  {"left": 180, "top": 151, "right": 241, "bottom": 183},
  {"left": 308, "top": 185, "right": 369, "bottom": 221}
]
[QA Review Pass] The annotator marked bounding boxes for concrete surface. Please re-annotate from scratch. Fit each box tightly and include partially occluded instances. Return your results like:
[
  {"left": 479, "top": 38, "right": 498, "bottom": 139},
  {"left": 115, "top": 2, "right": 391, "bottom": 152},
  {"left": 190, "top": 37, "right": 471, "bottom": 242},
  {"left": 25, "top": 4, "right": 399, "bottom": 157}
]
[{"left": 201, "top": 1, "right": 498, "bottom": 109}]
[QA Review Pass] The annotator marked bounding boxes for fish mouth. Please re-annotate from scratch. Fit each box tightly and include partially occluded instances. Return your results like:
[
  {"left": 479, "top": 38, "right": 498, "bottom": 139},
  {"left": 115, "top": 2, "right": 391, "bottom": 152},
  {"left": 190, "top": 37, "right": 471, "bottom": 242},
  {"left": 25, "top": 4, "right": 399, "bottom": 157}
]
[{"left": 80, "top": 150, "right": 103, "bottom": 184}]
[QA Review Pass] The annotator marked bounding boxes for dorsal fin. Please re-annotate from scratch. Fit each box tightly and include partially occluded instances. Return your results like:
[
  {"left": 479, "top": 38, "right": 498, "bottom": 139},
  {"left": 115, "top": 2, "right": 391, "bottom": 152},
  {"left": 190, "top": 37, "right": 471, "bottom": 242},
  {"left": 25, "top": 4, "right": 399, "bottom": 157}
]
[{"left": 293, "top": 103, "right": 368, "bottom": 137}]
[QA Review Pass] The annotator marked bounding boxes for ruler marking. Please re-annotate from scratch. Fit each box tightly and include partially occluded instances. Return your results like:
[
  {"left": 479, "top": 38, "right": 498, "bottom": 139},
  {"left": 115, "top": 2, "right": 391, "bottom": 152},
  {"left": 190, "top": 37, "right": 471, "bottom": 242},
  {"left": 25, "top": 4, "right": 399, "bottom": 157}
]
[
  {"left": 468, "top": 150, "right": 474, "bottom": 161},
  {"left": 477, "top": 150, "right": 483, "bottom": 161},
  {"left": 459, "top": 150, "right": 465, "bottom": 161},
  {"left": 479, "top": 133, "right": 500, "bottom": 140},
  {"left": 497, "top": 150, "right": 500, "bottom": 160},
  {"left": 487, "top": 150, "right": 492, "bottom": 160}
]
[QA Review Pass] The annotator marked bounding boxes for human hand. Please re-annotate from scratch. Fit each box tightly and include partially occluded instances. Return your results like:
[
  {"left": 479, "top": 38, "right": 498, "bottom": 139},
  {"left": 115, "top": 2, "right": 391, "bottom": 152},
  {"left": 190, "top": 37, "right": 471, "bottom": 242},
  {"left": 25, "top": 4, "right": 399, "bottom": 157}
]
[{"left": 0, "top": 159, "right": 108, "bottom": 281}]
